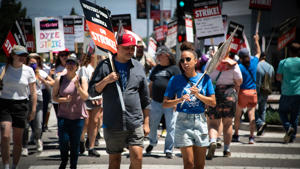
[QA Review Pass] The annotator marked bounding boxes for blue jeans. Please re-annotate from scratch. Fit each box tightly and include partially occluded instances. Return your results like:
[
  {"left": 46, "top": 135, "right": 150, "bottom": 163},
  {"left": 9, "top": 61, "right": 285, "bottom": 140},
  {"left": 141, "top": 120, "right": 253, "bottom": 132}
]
[
  {"left": 279, "top": 95, "right": 300, "bottom": 141},
  {"left": 148, "top": 100, "right": 178, "bottom": 153},
  {"left": 255, "top": 92, "right": 268, "bottom": 128},
  {"left": 58, "top": 118, "right": 84, "bottom": 169}
]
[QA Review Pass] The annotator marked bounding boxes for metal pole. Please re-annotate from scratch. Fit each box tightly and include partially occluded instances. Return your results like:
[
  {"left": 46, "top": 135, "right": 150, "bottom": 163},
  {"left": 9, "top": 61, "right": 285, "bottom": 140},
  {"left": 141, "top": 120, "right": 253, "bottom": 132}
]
[{"left": 146, "top": 0, "right": 150, "bottom": 48}]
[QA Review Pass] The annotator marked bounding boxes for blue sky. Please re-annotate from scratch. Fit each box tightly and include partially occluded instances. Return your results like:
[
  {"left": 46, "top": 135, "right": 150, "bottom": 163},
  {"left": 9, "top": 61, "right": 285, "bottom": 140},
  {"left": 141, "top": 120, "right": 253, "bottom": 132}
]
[{"left": 15, "top": 0, "right": 177, "bottom": 38}]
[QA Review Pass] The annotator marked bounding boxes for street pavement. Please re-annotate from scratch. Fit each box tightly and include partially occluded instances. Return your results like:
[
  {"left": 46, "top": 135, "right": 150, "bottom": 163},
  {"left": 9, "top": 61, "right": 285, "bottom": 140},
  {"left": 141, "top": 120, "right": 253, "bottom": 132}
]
[{"left": 1, "top": 106, "right": 300, "bottom": 169}]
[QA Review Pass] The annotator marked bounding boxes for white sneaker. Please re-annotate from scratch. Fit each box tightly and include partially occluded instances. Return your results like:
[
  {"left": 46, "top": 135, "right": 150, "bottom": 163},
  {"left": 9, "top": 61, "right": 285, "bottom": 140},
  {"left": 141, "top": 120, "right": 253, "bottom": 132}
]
[
  {"left": 36, "top": 139, "right": 43, "bottom": 152},
  {"left": 22, "top": 148, "right": 28, "bottom": 157}
]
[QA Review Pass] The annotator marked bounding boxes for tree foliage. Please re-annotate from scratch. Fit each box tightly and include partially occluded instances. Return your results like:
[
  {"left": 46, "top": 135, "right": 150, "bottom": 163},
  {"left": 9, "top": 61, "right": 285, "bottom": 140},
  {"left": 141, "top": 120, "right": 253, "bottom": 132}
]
[
  {"left": 70, "top": 7, "right": 78, "bottom": 15},
  {"left": 0, "top": 0, "right": 27, "bottom": 46}
]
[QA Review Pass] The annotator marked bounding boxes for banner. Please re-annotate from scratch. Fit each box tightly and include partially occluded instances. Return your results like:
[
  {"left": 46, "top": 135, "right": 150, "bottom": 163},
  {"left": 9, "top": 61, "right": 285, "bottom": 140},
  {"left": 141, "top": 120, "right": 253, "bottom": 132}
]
[
  {"left": 22, "top": 19, "right": 35, "bottom": 52},
  {"left": 2, "top": 20, "right": 27, "bottom": 56},
  {"left": 165, "top": 20, "right": 177, "bottom": 48},
  {"left": 80, "top": 0, "right": 117, "bottom": 54},
  {"left": 249, "top": 0, "right": 272, "bottom": 10},
  {"left": 147, "top": 37, "right": 157, "bottom": 59},
  {"left": 277, "top": 16, "right": 297, "bottom": 50},
  {"left": 185, "top": 14, "right": 194, "bottom": 43},
  {"left": 194, "top": 4, "right": 224, "bottom": 39},
  {"left": 35, "top": 17, "right": 65, "bottom": 53},
  {"left": 226, "top": 21, "right": 245, "bottom": 54},
  {"left": 63, "top": 17, "right": 75, "bottom": 51},
  {"left": 137, "top": 0, "right": 147, "bottom": 19},
  {"left": 111, "top": 14, "right": 132, "bottom": 32}
]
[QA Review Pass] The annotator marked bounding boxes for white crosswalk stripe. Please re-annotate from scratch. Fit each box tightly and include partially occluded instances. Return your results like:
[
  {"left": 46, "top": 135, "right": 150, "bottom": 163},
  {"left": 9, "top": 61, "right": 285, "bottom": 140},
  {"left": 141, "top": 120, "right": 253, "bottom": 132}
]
[{"left": 28, "top": 164, "right": 300, "bottom": 169}]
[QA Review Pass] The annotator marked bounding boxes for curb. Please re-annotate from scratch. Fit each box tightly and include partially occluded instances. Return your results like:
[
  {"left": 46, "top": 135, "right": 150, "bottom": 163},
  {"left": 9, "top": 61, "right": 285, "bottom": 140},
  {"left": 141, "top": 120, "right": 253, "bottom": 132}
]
[{"left": 239, "top": 122, "right": 300, "bottom": 133}]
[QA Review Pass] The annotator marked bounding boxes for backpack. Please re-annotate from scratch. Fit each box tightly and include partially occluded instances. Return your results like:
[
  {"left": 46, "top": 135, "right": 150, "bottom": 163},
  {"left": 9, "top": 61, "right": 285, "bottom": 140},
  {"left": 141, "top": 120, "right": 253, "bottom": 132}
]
[{"left": 260, "top": 70, "right": 273, "bottom": 95}]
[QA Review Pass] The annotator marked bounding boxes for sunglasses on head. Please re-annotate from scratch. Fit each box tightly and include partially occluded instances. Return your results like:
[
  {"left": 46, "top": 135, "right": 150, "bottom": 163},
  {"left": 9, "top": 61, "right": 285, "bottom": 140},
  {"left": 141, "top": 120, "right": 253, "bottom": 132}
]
[
  {"left": 180, "top": 57, "right": 192, "bottom": 63},
  {"left": 17, "top": 54, "right": 28, "bottom": 57}
]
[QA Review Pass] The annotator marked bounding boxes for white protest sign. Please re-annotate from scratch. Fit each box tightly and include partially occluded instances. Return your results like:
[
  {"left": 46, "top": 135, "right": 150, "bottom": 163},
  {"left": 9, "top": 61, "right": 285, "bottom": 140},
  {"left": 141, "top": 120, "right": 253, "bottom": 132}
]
[
  {"left": 165, "top": 20, "right": 177, "bottom": 48},
  {"left": 194, "top": 5, "right": 224, "bottom": 39},
  {"left": 74, "top": 16, "right": 84, "bottom": 43},
  {"left": 185, "top": 15, "right": 194, "bottom": 43},
  {"left": 147, "top": 37, "right": 157, "bottom": 59},
  {"left": 63, "top": 16, "right": 75, "bottom": 51},
  {"left": 35, "top": 17, "right": 65, "bottom": 53}
]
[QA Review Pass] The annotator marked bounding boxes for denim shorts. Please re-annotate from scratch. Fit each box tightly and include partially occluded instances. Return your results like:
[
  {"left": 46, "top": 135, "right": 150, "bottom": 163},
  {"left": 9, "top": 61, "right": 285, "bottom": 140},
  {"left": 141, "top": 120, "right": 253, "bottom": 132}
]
[
  {"left": 175, "top": 112, "right": 209, "bottom": 148},
  {"left": 104, "top": 125, "right": 144, "bottom": 154}
]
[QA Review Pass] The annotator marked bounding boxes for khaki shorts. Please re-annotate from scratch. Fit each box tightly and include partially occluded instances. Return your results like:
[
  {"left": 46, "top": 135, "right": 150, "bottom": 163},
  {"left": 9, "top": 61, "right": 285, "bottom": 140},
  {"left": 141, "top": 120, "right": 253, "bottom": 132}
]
[
  {"left": 238, "top": 89, "right": 257, "bottom": 108},
  {"left": 104, "top": 125, "right": 144, "bottom": 154}
]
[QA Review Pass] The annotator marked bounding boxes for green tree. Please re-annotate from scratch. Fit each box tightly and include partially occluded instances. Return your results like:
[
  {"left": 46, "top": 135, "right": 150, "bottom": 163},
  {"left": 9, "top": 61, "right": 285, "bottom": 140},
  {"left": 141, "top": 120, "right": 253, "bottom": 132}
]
[
  {"left": 0, "top": 0, "right": 27, "bottom": 45},
  {"left": 70, "top": 7, "right": 78, "bottom": 15}
]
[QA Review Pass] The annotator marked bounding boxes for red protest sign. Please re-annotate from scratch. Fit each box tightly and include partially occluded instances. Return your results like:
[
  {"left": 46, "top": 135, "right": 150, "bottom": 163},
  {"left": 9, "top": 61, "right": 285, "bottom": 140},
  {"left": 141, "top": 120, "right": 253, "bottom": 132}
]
[
  {"left": 249, "top": 0, "right": 272, "bottom": 10},
  {"left": 80, "top": 0, "right": 117, "bottom": 54},
  {"left": 277, "top": 16, "right": 297, "bottom": 50},
  {"left": 155, "top": 26, "right": 165, "bottom": 42},
  {"left": 2, "top": 20, "right": 27, "bottom": 56},
  {"left": 2, "top": 31, "right": 17, "bottom": 56},
  {"left": 226, "top": 21, "right": 245, "bottom": 54}
]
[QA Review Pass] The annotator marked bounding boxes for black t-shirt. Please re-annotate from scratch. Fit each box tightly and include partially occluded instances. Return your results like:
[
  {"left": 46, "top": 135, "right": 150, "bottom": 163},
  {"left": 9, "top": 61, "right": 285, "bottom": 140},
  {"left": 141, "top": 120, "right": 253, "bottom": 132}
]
[{"left": 149, "top": 64, "right": 181, "bottom": 103}]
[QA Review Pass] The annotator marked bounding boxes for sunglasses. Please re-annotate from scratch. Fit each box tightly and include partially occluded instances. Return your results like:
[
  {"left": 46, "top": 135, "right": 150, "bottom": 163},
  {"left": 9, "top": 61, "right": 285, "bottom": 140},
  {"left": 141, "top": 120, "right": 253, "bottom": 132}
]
[{"left": 180, "top": 57, "right": 192, "bottom": 63}]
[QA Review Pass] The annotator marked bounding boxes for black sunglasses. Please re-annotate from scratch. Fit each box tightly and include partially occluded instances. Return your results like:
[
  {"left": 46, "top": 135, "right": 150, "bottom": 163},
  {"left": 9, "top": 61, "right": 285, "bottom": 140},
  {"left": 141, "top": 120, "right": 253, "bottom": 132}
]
[{"left": 180, "top": 57, "right": 192, "bottom": 63}]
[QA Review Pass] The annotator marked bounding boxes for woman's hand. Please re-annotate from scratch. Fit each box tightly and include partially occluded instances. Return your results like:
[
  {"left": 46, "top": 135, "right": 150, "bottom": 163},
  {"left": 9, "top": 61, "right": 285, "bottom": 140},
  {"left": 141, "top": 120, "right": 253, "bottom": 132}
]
[
  {"left": 65, "top": 95, "right": 72, "bottom": 102},
  {"left": 190, "top": 86, "right": 199, "bottom": 95}
]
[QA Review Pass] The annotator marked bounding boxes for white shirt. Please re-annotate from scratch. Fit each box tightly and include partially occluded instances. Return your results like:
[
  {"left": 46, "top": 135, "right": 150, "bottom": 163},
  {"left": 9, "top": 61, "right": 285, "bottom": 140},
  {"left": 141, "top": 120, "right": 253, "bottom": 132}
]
[
  {"left": 36, "top": 69, "right": 48, "bottom": 100},
  {"left": 0, "top": 65, "right": 36, "bottom": 100},
  {"left": 209, "top": 64, "right": 242, "bottom": 85},
  {"left": 79, "top": 64, "right": 94, "bottom": 82}
]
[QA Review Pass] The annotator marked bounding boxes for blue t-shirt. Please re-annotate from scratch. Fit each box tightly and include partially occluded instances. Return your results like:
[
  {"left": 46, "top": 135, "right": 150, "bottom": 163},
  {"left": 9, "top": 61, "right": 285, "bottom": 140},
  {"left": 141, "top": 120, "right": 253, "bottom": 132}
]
[
  {"left": 164, "top": 73, "right": 215, "bottom": 114},
  {"left": 238, "top": 56, "right": 259, "bottom": 89},
  {"left": 114, "top": 60, "right": 129, "bottom": 91}
]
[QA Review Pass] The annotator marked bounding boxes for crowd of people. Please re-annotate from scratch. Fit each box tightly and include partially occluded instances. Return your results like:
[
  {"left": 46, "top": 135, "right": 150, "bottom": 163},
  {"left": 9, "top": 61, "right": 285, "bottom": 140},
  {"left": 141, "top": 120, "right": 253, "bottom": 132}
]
[{"left": 0, "top": 33, "right": 299, "bottom": 169}]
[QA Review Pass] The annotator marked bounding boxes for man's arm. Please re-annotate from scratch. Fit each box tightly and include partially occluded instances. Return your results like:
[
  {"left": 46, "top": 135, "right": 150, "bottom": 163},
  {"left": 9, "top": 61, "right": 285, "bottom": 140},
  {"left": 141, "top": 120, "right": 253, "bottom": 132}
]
[
  {"left": 254, "top": 33, "right": 261, "bottom": 59},
  {"left": 143, "top": 108, "right": 150, "bottom": 136}
]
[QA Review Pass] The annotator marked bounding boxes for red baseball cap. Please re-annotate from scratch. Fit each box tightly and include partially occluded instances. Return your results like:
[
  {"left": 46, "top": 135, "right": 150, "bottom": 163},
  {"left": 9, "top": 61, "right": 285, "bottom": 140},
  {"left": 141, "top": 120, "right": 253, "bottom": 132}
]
[{"left": 118, "top": 34, "right": 136, "bottom": 46}]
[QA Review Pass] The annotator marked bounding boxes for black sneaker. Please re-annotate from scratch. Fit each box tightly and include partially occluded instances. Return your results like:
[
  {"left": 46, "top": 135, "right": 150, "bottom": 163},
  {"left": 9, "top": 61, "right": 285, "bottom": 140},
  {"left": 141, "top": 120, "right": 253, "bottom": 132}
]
[
  {"left": 284, "top": 127, "right": 295, "bottom": 143},
  {"left": 166, "top": 152, "right": 173, "bottom": 159},
  {"left": 206, "top": 142, "right": 216, "bottom": 160},
  {"left": 146, "top": 145, "right": 153, "bottom": 154},
  {"left": 257, "top": 123, "right": 267, "bottom": 136},
  {"left": 223, "top": 150, "right": 231, "bottom": 157},
  {"left": 216, "top": 138, "right": 222, "bottom": 148},
  {"left": 88, "top": 148, "right": 101, "bottom": 157},
  {"left": 80, "top": 141, "right": 85, "bottom": 154},
  {"left": 85, "top": 138, "right": 89, "bottom": 148},
  {"left": 232, "top": 134, "right": 240, "bottom": 142}
]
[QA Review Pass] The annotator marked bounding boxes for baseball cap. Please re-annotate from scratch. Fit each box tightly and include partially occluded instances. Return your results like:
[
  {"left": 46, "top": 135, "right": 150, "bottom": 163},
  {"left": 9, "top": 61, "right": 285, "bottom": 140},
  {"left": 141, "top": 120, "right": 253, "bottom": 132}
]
[
  {"left": 66, "top": 54, "right": 79, "bottom": 65},
  {"left": 156, "top": 46, "right": 172, "bottom": 56},
  {"left": 238, "top": 48, "right": 250, "bottom": 58},
  {"left": 118, "top": 34, "right": 136, "bottom": 46},
  {"left": 12, "top": 45, "right": 28, "bottom": 55},
  {"left": 58, "top": 48, "right": 70, "bottom": 56}
]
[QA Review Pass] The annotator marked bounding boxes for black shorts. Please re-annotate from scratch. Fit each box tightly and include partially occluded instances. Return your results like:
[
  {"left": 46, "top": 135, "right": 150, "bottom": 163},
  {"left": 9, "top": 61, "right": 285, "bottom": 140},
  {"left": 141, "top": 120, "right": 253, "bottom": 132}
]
[
  {"left": 207, "top": 85, "right": 237, "bottom": 119},
  {"left": 0, "top": 98, "right": 29, "bottom": 128}
]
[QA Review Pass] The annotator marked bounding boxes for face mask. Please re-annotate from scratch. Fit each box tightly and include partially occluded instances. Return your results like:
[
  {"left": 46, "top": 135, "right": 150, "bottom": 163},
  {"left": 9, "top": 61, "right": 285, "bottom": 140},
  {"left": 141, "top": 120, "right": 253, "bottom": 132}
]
[{"left": 30, "top": 63, "right": 37, "bottom": 71}]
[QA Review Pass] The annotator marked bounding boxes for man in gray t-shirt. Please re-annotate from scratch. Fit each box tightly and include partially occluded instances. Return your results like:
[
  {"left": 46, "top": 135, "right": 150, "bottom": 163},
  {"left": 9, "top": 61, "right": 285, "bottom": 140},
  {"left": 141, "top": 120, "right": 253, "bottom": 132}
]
[{"left": 255, "top": 52, "right": 274, "bottom": 136}]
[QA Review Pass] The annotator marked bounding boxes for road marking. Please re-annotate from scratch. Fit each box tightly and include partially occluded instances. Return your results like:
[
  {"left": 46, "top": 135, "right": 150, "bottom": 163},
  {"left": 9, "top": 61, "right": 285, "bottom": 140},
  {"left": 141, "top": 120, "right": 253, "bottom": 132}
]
[
  {"left": 37, "top": 149, "right": 300, "bottom": 160},
  {"left": 28, "top": 164, "right": 300, "bottom": 169}
]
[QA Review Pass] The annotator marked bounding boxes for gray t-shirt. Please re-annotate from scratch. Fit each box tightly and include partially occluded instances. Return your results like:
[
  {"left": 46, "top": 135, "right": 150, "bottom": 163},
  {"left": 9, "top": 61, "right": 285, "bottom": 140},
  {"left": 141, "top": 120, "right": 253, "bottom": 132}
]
[
  {"left": 0, "top": 65, "right": 36, "bottom": 100},
  {"left": 256, "top": 60, "right": 274, "bottom": 88}
]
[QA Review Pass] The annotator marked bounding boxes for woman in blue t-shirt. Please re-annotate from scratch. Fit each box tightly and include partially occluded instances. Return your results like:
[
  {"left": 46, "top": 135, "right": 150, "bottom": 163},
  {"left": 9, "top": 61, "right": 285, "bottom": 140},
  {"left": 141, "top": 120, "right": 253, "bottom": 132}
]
[{"left": 163, "top": 49, "right": 216, "bottom": 169}]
